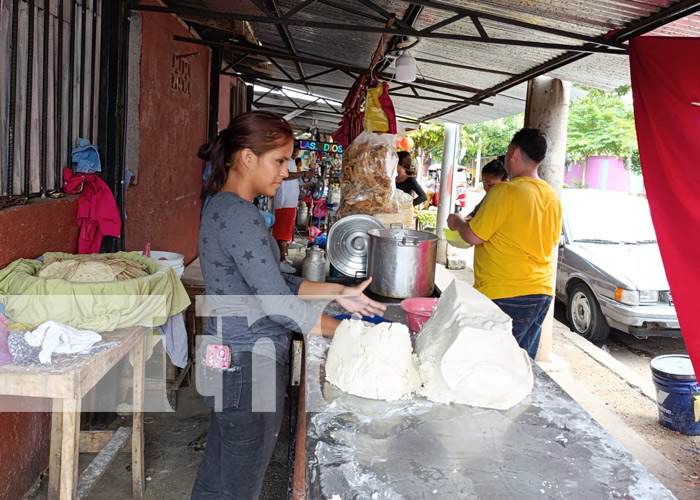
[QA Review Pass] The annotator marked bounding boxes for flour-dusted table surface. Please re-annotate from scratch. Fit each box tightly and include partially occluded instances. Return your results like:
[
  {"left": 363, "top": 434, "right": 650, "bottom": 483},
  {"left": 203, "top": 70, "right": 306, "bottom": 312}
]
[{"left": 294, "top": 303, "right": 677, "bottom": 500}]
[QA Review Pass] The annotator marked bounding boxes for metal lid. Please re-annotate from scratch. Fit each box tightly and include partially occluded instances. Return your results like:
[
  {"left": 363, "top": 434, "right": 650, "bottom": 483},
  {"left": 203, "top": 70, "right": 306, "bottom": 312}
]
[
  {"left": 367, "top": 228, "right": 439, "bottom": 243},
  {"left": 650, "top": 354, "right": 697, "bottom": 381},
  {"left": 327, "top": 215, "right": 384, "bottom": 277}
]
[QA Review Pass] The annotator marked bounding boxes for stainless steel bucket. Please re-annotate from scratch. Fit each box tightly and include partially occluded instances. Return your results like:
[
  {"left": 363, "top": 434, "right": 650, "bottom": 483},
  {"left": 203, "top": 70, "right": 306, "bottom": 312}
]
[{"left": 366, "top": 227, "right": 438, "bottom": 298}]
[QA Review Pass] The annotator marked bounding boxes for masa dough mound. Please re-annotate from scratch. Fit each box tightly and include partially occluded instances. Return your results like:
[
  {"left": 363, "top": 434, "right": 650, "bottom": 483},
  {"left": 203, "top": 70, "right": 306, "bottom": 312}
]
[
  {"left": 325, "top": 319, "right": 420, "bottom": 401},
  {"left": 415, "top": 281, "right": 533, "bottom": 410}
]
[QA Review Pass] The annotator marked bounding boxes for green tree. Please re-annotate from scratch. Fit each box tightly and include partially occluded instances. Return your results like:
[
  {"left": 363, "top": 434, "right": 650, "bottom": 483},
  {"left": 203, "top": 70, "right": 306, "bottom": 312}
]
[
  {"left": 408, "top": 123, "right": 444, "bottom": 173},
  {"left": 461, "top": 114, "right": 523, "bottom": 162},
  {"left": 567, "top": 86, "right": 640, "bottom": 179}
]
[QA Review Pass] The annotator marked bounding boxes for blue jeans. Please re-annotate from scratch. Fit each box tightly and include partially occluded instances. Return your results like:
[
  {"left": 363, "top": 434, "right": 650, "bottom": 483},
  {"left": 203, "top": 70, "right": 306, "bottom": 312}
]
[
  {"left": 492, "top": 294, "right": 553, "bottom": 359},
  {"left": 191, "top": 352, "right": 288, "bottom": 500}
]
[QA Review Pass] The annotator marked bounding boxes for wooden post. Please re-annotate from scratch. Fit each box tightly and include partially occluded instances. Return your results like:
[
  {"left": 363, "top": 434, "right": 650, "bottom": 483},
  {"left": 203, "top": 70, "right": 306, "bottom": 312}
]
[
  {"left": 524, "top": 75, "right": 570, "bottom": 362},
  {"left": 48, "top": 398, "right": 63, "bottom": 500},
  {"left": 59, "top": 398, "right": 81, "bottom": 500},
  {"left": 131, "top": 334, "right": 146, "bottom": 497}
]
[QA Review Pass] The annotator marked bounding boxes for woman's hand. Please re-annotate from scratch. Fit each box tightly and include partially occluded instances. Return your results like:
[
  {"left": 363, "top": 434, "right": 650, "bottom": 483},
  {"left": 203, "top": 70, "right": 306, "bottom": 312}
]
[{"left": 337, "top": 277, "right": 387, "bottom": 318}]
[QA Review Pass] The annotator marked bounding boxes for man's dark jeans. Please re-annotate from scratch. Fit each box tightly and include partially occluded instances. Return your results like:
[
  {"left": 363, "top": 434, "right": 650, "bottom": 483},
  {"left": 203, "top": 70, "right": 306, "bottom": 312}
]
[
  {"left": 191, "top": 352, "right": 288, "bottom": 500},
  {"left": 492, "top": 294, "right": 553, "bottom": 359}
]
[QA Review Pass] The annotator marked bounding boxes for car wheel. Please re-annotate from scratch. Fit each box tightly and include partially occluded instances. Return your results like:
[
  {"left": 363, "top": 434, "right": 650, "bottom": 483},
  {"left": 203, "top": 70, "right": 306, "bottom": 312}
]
[{"left": 567, "top": 283, "right": 610, "bottom": 343}]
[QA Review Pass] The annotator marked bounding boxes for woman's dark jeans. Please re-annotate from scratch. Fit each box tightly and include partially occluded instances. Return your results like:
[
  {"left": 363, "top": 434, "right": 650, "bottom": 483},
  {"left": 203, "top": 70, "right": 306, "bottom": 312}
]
[
  {"left": 191, "top": 352, "right": 288, "bottom": 500},
  {"left": 492, "top": 294, "right": 553, "bottom": 359}
]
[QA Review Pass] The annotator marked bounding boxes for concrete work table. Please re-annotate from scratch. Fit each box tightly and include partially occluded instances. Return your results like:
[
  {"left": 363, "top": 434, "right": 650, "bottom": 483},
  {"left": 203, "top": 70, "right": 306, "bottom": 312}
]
[
  {"left": 292, "top": 300, "right": 677, "bottom": 500},
  {"left": 0, "top": 326, "right": 149, "bottom": 500}
]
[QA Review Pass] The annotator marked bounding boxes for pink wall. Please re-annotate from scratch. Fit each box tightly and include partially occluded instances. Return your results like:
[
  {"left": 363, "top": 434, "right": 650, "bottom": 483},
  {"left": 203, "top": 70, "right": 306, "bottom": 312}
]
[
  {"left": 124, "top": 0, "right": 209, "bottom": 264},
  {"left": 564, "top": 155, "right": 630, "bottom": 192}
]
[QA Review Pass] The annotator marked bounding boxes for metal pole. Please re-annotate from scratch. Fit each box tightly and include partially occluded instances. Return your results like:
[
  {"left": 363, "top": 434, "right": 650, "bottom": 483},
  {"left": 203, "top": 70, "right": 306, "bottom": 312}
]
[
  {"left": 474, "top": 136, "right": 482, "bottom": 187},
  {"left": 6, "top": 0, "right": 20, "bottom": 196},
  {"left": 67, "top": 0, "right": 76, "bottom": 163},
  {"left": 24, "top": 0, "right": 36, "bottom": 198},
  {"left": 41, "top": 0, "right": 50, "bottom": 195},
  {"left": 80, "top": 0, "right": 87, "bottom": 136},
  {"left": 55, "top": 0, "right": 64, "bottom": 188},
  {"left": 209, "top": 47, "right": 222, "bottom": 139},
  {"left": 435, "top": 123, "right": 459, "bottom": 265},
  {"left": 89, "top": 0, "right": 98, "bottom": 141}
]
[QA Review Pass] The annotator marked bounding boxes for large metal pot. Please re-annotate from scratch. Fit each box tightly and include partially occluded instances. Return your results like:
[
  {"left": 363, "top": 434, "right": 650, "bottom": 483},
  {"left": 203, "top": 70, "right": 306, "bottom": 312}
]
[{"left": 366, "top": 227, "right": 438, "bottom": 298}]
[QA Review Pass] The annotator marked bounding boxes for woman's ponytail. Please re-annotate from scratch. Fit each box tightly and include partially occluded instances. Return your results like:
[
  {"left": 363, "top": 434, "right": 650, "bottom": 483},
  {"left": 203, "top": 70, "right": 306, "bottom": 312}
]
[{"left": 200, "top": 132, "right": 230, "bottom": 199}]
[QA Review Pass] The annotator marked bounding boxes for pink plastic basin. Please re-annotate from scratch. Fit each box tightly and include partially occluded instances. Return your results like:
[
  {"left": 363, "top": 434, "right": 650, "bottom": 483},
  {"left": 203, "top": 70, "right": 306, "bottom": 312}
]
[{"left": 400, "top": 297, "right": 439, "bottom": 332}]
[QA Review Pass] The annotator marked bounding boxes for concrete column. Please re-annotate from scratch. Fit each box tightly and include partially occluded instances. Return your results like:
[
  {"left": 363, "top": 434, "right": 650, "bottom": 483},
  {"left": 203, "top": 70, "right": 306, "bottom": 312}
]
[
  {"left": 474, "top": 136, "right": 482, "bottom": 187},
  {"left": 435, "top": 123, "right": 460, "bottom": 265},
  {"left": 524, "top": 76, "right": 570, "bottom": 362}
]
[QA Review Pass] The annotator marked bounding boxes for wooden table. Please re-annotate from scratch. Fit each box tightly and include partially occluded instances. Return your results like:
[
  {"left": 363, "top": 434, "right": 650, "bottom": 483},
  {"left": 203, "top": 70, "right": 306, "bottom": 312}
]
[{"left": 0, "top": 326, "right": 148, "bottom": 500}]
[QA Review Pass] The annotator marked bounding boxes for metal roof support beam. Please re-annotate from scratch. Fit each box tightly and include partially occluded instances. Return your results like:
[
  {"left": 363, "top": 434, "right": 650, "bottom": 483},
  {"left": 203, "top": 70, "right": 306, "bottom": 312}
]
[
  {"left": 413, "top": 57, "right": 515, "bottom": 77},
  {"left": 283, "top": 0, "right": 317, "bottom": 19},
  {"left": 254, "top": 103, "right": 343, "bottom": 116},
  {"left": 254, "top": 86, "right": 276, "bottom": 104},
  {"left": 298, "top": 68, "right": 337, "bottom": 83},
  {"left": 321, "top": 98, "right": 341, "bottom": 114},
  {"left": 419, "top": 12, "right": 465, "bottom": 34},
  {"left": 318, "top": 0, "right": 386, "bottom": 24},
  {"left": 417, "top": 0, "right": 700, "bottom": 121},
  {"left": 355, "top": 0, "right": 413, "bottom": 31},
  {"left": 251, "top": 0, "right": 311, "bottom": 91},
  {"left": 173, "top": 35, "right": 496, "bottom": 96},
  {"left": 267, "top": 56, "right": 296, "bottom": 81},
  {"left": 402, "top": 0, "right": 626, "bottom": 50},
  {"left": 470, "top": 15, "right": 489, "bottom": 39},
  {"left": 230, "top": 53, "right": 251, "bottom": 68},
  {"left": 135, "top": 5, "right": 628, "bottom": 54},
  {"left": 339, "top": 70, "right": 492, "bottom": 103},
  {"left": 615, "top": 0, "right": 700, "bottom": 40}
]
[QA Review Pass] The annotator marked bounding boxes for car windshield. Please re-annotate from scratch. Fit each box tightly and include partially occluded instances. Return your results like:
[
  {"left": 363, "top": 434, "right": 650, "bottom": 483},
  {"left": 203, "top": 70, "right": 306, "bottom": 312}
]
[{"left": 564, "top": 190, "right": 658, "bottom": 244}]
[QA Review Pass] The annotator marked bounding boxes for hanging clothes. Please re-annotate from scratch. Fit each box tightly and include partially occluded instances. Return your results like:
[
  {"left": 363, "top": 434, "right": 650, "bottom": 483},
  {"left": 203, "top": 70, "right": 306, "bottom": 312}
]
[
  {"left": 71, "top": 138, "right": 102, "bottom": 173},
  {"left": 63, "top": 168, "right": 121, "bottom": 254}
]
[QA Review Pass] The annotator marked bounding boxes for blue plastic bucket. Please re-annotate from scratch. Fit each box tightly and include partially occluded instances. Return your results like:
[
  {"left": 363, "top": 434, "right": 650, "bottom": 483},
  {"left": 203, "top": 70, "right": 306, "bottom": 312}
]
[{"left": 650, "top": 354, "right": 700, "bottom": 435}]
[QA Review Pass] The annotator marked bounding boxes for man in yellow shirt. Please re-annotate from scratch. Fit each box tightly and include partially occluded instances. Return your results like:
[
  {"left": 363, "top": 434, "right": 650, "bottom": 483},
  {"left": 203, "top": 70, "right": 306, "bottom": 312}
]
[{"left": 447, "top": 128, "right": 562, "bottom": 358}]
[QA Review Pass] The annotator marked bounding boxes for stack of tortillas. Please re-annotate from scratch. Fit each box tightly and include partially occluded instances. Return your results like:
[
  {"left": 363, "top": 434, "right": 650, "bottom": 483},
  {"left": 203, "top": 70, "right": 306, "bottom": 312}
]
[{"left": 38, "top": 255, "right": 150, "bottom": 282}]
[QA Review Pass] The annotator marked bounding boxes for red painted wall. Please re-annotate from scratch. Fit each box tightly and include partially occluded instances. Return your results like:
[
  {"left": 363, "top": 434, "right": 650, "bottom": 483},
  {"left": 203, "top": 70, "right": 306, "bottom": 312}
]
[
  {"left": 0, "top": 197, "right": 79, "bottom": 499},
  {"left": 218, "top": 74, "right": 232, "bottom": 131},
  {"left": 0, "top": 197, "right": 79, "bottom": 268},
  {"left": 124, "top": 2, "right": 209, "bottom": 264},
  {"left": 0, "top": 407, "right": 52, "bottom": 500}
]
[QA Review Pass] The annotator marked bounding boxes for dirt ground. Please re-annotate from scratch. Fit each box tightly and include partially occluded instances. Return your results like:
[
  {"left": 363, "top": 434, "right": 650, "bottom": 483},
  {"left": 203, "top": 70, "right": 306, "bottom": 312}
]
[{"left": 547, "top": 325, "right": 700, "bottom": 500}]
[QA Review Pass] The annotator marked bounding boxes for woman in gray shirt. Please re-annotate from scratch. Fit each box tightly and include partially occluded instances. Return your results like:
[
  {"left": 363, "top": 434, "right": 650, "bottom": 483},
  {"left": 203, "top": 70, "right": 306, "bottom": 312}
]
[{"left": 191, "top": 111, "right": 384, "bottom": 500}]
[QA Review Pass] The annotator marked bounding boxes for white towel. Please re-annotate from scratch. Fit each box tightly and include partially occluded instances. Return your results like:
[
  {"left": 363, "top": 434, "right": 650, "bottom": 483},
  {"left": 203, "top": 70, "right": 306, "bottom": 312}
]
[{"left": 25, "top": 321, "right": 102, "bottom": 364}]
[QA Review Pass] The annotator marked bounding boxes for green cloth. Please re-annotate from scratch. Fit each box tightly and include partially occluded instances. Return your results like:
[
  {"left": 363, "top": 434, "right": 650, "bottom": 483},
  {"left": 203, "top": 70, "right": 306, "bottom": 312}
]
[{"left": 0, "top": 252, "right": 190, "bottom": 332}]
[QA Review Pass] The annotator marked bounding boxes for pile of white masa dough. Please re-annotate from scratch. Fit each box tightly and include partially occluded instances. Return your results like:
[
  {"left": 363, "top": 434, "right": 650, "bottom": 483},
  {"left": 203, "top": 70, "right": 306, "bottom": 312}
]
[{"left": 324, "top": 280, "right": 533, "bottom": 410}]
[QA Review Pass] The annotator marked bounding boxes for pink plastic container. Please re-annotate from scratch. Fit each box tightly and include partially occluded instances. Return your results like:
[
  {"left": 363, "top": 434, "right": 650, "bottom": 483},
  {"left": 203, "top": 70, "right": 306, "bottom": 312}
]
[{"left": 400, "top": 297, "right": 439, "bottom": 332}]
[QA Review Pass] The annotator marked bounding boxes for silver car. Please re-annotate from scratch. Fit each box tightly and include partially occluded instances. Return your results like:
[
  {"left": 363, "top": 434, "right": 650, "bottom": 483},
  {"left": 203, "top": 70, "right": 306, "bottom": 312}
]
[{"left": 555, "top": 189, "right": 680, "bottom": 343}]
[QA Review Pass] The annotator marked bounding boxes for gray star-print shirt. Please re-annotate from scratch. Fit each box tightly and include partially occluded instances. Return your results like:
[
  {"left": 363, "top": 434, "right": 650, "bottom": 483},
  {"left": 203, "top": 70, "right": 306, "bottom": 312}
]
[{"left": 199, "top": 192, "right": 319, "bottom": 364}]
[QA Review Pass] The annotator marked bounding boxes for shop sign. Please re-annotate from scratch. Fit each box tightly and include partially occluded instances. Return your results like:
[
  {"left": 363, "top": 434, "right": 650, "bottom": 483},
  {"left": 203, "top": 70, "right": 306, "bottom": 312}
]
[{"left": 297, "top": 140, "right": 343, "bottom": 154}]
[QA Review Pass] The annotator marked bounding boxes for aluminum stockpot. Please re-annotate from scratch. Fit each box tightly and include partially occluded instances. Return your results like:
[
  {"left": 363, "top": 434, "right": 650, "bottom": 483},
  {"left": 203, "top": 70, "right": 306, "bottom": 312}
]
[{"left": 366, "top": 227, "right": 438, "bottom": 299}]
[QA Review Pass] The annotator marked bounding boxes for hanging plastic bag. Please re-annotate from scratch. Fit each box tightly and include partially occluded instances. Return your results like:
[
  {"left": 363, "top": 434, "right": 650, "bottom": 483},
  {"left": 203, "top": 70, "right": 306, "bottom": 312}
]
[
  {"left": 363, "top": 82, "right": 397, "bottom": 134},
  {"left": 338, "top": 131, "right": 400, "bottom": 216}
]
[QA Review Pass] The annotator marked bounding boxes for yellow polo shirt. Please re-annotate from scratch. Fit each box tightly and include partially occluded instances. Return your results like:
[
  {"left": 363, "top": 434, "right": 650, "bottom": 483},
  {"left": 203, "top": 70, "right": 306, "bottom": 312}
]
[{"left": 469, "top": 177, "right": 562, "bottom": 300}]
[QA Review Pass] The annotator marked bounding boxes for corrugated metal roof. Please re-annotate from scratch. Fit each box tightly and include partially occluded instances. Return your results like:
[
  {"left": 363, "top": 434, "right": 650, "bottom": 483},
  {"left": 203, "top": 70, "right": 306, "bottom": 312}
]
[{"left": 153, "top": 0, "right": 700, "bottom": 131}]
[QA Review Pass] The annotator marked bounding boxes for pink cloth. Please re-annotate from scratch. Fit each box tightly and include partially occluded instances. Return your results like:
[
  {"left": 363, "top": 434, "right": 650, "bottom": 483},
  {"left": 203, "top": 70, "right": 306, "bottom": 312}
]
[
  {"left": 63, "top": 167, "right": 121, "bottom": 253},
  {"left": 0, "top": 313, "right": 12, "bottom": 366}
]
